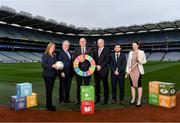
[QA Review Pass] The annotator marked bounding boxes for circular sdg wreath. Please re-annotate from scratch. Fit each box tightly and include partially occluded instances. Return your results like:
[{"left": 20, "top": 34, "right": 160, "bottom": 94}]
[{"left": 73, "top": 54, "right": 96, "bottom": 77}]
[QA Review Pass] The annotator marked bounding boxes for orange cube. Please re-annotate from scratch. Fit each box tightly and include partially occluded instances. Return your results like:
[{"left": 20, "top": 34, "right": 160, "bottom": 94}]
[
  {"left": 149, "top": 81, "right": 162, "bottom": 94},
  {"left": 159, "top": 95, "right": 176, "bottom": 108},
  {"left": 26, "top": 93, "right": 38, "bottom": 108}
]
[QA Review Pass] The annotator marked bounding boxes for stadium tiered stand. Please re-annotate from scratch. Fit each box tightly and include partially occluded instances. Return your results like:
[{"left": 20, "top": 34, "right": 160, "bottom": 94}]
[
  {"left": 0, "top": 53, "right": 14, "bottom": 62},
  {"left": 0, "top": 6, "right": 180, "bottom": 62},
  {"left": 147, "top": 53, "right": 165, "bottom": 61},
  {"left": 0, "top": 51, "right": 42, "bottom": 62},
  {"left": 163, "top": 52, "right": 180, "bottom": 61}
]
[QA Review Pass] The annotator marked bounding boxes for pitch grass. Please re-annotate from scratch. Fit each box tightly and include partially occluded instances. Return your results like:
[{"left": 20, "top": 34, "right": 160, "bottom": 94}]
[{"left": 0, "top": 61, "right": 179, "bottom": 111}]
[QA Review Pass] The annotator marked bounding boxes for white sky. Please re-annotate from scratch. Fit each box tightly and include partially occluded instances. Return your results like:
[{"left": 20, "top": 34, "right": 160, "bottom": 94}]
[{"left": 0, "top": 0, "right": 180, "bottom": 29}]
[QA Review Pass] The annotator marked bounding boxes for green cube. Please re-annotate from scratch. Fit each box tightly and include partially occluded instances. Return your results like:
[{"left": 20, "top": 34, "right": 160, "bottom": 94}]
[
  {"left": 81, "top": 86, "right": 94, "bottom": 101},
  {"left": 159, "top": 82, "right": 176, "bottom": 96},
  {"left": 149, "top": 94, "right": 159, "bottom": 105}
]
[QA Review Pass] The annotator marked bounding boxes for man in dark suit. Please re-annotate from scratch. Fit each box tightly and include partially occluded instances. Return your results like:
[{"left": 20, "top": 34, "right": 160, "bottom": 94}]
[
  {"left": 73, "top": 38, "right": 91, "bottom": 104},
  {"left": 110, "top": 44, "right": 127, "bottom": 105},
  {"left": 58, "top": 40, "right": 73, "bottom": 104},
  {"left": 93, "top": 38, "right": 110, "bottom": 105}
]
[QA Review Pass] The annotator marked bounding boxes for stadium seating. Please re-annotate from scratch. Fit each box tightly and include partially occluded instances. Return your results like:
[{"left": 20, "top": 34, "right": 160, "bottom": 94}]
[
  {"left": 163, "top": 52, "right": 180, "bottom": 61},
  {"left": 0, "top": 53, "right": 15, "bottom": 62},
  {"left": 0, "top": 51, "right": 42, "bottom": 62},
  {"left": 0, "top": 23, "right": 180, "bottom": 62},
  {"left": 147, "top": 52, "right": 165, "bottom": 61}
]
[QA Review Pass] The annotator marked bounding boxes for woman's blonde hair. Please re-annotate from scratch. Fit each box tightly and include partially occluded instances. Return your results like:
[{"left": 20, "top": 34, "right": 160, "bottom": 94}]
[{"left": 44, "top": 42, "right": 56, "bottom": 55}]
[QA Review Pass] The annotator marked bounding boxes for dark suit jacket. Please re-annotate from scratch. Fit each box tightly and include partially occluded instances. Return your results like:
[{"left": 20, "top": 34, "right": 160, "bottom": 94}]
[
  {"left": 58, "top": 49, "right": 73, "bottom": 76},
  {"left": 42, "top": 53, "right": 57, "bottom": 77},
  {"left": 93, "top": 47, "right": 110, "bottom": 77},
  {"left": 73, "top": 47, "right": 92, "bottom": 71},
  {"left": 110, "top": 53, "right": 127, "bottom": 76}
]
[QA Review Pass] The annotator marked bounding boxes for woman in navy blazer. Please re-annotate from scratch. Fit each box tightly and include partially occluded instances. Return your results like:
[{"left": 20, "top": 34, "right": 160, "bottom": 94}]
[{"left": 42, "top": 42, "right": 57, "bottom": 111}]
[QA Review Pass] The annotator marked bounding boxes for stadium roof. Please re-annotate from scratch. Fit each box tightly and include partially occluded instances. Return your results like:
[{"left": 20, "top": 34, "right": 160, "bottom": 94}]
[{"left": 0, "top": 5, "right": 180, "bottom": 36}]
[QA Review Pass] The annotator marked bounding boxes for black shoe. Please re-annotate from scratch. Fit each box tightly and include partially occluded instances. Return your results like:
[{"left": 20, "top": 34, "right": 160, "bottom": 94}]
[
  {"left": 61, "top": 101, "right": 66, "bottom": 106},
  {"left": 76, "top": 101, "right": 80, "bottom": 105},
  {"left": 101, "top": 100, "right": 108, "bottom": 105},
  {"left": 119, "top": 100, "right": 125, "bottom": 105},
  {"left": 136, "top": 101, "right": 142, "bottom": 107},
  {"left": 111, "top": 100, "right": 117, "bottom": 104},
  {"left": 47, "top": 106, "right": 56, "bottom": 111},
  {"left": 130, "top": 100, "right": 136, "bottom": 105},
  {"left": 66, "top": 100, "right": 74, "bottom": 103},
  {"left": 95, "top": 100, "right": 100, "bottom": 104},
  {"left": 136, "top": 104, "right": 142, "bottom": 107}
]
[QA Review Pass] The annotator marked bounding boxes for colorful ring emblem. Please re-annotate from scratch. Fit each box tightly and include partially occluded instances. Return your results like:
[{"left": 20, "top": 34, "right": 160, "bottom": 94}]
[{"left": 73, "top": 55, "right": 96, "bottom": 77}]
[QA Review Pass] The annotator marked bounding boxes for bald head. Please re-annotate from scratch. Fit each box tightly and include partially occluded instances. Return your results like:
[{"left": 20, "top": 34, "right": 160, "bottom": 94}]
[
  {"left": 97, "top": 38, "right": 105, "bottom": 48},
  {"left": 79, "top": 38, "right": 87, "bottom": 47}
]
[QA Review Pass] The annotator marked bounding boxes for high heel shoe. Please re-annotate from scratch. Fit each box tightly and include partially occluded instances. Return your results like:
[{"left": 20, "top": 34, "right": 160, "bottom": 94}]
[
  {"left": 130, "top": 99, "right": 136, "bottom": 105},
  {"left": 136, "top": 100, "right": 142, "bottom": 107}
]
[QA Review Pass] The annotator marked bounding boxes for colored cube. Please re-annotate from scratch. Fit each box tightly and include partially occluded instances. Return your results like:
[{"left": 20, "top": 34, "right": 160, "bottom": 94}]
[
  {"left": 149, "top": 81, "right": 176, "bottom": 108},
  {"left": 11, "top": 96, "right": 26, "bottom": 110},
  {"left": 149, "top": 81, "right": 162, "bottom": 94},
  {"left": 26, "top": 93, "right": 38, "bottom": 108},
  {"left": 16, "top": 83, "right": 32, "bottom": 97},
  {"left": 159, "top": 95, "right": 176, "bottom": 108},
  {"left": 81, "top": 86, "right": 94, "bottom": 101},
  {"left": 81, "top": 101, "right": 94, "bottom": 114},
  {"left": 149, "top": 94, "right": 159, "bottom": 105},
  {"left": 159, "top": 83, "right": 176, "bottom": 96}
]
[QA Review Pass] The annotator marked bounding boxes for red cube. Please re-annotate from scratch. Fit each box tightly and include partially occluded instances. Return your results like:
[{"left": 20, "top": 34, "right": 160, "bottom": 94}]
[{"left": 81, "top": 101, "right": 94, "bottom": 114}]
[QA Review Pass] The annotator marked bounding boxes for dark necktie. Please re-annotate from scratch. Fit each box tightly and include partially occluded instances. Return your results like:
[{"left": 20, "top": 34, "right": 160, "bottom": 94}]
[{"left": 116, "top": 54, "right": 119, "bottom": 63}]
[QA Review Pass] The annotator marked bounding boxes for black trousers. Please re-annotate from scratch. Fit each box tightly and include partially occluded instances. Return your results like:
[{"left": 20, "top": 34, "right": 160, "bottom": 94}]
[
  {"left": 43, "top": 76, "right": 56, "bottom": 108},
  {"left": 111, "top": 74, "right": 125, "bottom": 100},
  {"left": 75, "top": 75, "right": 91, "bottom": 102},
  {"left": 94, "top": 72, "right": 109, "bottom": 101},
  {"left": 59, "top": 75, "right": 72, "bottom": 102}
]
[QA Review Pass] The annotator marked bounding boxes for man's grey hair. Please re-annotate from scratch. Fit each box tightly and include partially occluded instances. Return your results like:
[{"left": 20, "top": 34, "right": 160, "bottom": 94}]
[{"left": 62, "top": 40, "right": 70, "bottom": 45}]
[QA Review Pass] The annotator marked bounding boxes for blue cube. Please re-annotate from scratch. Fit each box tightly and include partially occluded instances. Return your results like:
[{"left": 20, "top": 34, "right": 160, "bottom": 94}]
[
  {"left": 16, "top": 83, "right": 32, "bottom": 97},
  {"left": 11, "top": 95, "right": 26, "bottom": 110}
]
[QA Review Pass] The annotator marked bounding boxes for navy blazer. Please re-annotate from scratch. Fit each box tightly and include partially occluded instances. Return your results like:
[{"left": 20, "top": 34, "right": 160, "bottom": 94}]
[
  {"left": 110, "top": 52, "right": 127, "bottom": 76},
  {"left": 58, "top": 49, "right": 73, "bottom": 75},
  {"left": 42, "top": 53, "right": 57, "bottom": 77}
]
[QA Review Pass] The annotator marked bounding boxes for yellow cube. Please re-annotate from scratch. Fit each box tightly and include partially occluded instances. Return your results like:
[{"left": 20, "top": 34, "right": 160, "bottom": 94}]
[
  {"left": 159, "top": 95, "right": 176, "bottom": 108},
  {"left": 26, "top": 93, "right": 38, "bottom": 108}
]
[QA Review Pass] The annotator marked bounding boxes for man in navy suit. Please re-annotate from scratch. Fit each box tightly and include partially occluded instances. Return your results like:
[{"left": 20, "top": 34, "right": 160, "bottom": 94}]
[
  {"left": 58, "top": 40, "right": 73, "bottom": 104},
  {"left": 110, "top": 44, "right": 126, "bottom": 105}
]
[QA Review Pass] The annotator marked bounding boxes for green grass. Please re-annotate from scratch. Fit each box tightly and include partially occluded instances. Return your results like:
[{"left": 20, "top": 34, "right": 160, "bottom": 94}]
[{"left": 0, "top": 61, "right": 180, "bottom": 110}]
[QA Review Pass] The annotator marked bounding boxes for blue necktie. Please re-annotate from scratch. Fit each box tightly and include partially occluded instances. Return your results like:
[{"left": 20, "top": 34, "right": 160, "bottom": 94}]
[{"left": 66, "top": 51, "right": 71, "bottom": 60}]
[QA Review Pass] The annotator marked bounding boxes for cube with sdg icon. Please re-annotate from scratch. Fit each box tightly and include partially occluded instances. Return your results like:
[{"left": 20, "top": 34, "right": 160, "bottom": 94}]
[
  {"left": 26, "top": 93, "right": 38, "bottom": 108},
  {"left": 149, "top": 81, "right": 176, "bottom": 108},
  {"left": 159, "top": 95, "right": 176, "bottom": 108},
  {"left": 149, "top": 94, "right": 159, "bottom": 105},
  {"left": 81, "top": 101, "right": 94, "bottom": 114},
  {"left": 81, "top": 86, "right": 94, "bottom": 101},
  {"left": 16, "top": 83, "right": 32, "bottom": 97},
  {"left": 149, "top": 81, "right": 162, "bottom": 94},
  {"left": 11, "top": 95, "right": 26, "bottom": 110},
  {"left": 159, "top": 83, "right": 176, "bottom": 96}
]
